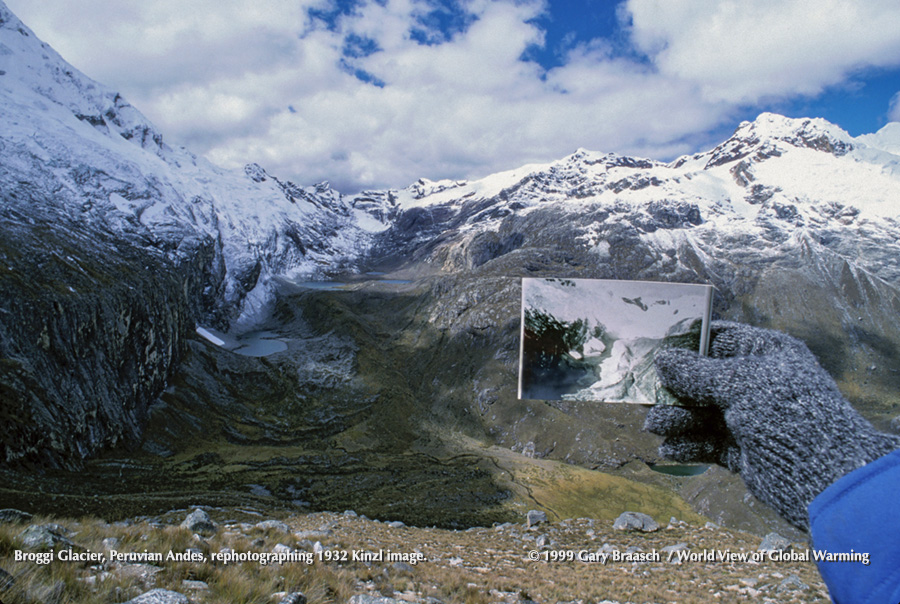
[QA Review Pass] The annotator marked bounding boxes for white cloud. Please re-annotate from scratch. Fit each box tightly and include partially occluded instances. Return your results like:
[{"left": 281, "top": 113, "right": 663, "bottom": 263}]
[
  {"left": 890, "top": 92, "right": 900, "bottom": 123},
  {"left": 5, "top": 0, "right": 900, "bottom": 192},
  {"left": 627, "top": 0, "right": 900, "bottom": 104}
]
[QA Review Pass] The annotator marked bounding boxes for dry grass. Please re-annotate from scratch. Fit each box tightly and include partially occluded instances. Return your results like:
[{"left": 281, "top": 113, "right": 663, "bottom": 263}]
[{"left": 0, "top": 509, "right": 830, "bottom": 604}]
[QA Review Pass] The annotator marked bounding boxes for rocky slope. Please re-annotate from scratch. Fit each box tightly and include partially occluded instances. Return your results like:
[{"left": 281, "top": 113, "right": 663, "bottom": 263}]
[
  {"left": 0, "top": 506, "right": 829, "bottom": 604},
  {"left": 0, "top": 1, "right": 374, "bottom": 467}
]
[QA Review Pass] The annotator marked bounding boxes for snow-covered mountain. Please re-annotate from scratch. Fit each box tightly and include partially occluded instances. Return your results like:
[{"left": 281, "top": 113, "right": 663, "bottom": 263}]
[
  {"left": 0, "top": 2, "right": 378, "bottom": 329},
  {"left": 3, "top": 0, "right": 900, "bottom": 473},
  {"left": 4, "top": 0, "right": 900, "bottom": 326},
  {"left": 367, "top": 112, "right": 900, "bottom": 285}
]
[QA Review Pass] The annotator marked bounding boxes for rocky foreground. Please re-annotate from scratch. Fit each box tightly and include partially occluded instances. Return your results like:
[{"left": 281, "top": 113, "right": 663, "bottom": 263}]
[{"left": 0, "top": 507, "right": 830, "bottom": 604}]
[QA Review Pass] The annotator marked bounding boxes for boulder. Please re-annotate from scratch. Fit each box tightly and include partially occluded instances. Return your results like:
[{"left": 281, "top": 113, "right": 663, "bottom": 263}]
[
  {"left": 612, "top": 512, "right": 659, "bottom": 532},
  {"left": 180, "top": 509, "right": 216, "bottom": 535},
  {"left": 18, "top": 525, "right": 73, "bottom": 549},
  {"left": 255, "top": 520, "right": 290, "bottom": 533},
  {"left": 526, "top": 510, "right": 547, "bottom": 527}
]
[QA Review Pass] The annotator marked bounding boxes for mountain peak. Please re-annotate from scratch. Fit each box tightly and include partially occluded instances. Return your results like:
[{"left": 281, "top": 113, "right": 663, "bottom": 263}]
[
  {"left": 857, "top": 121, "right": 900, "bottom": 155},
  {"left": 741, "top": 113, "right": 853, "bottom": 153},
  {"left": 704, "top": 113, "right": 853, "bottom": 169}
]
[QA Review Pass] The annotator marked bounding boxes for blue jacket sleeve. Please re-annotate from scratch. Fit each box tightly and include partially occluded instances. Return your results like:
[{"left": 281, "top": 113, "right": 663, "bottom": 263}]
[{"left": 808, "top": 448, "right": 900, "bottom": 604}]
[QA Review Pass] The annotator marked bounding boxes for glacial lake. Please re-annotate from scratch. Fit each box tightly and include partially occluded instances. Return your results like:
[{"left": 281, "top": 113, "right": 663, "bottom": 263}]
[
  {"left": 231, "top": 331, "right": 288, "bottom": 357},
  {"left": 293, "top": 278, "right": 413, "bottom": 290}
]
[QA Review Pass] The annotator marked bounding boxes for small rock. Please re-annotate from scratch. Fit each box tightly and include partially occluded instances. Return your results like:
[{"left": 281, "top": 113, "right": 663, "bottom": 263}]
[
  {"left": 704, "top": 521, "right": 721, "bottom": 530},
  {"left": 758, "top": 532, "right": 791, "bottom": 552},
  {"left": 181, "top": 580, "right": 209, "bottom": 591},
  {"left": 180, "top": 508, "right": 216, "bottom": 536},
  {"left": 0, "top": 509, "right": 33, "bottom": 524},
  {"left": 112, "top": 563, "right": 164, "bottom": 585},
  {"left": 247, "top": 484, "right": 272, "bottom": 497},
  {"left": 343, "top": 510, "right": 358, "bottom": 517},
  {"left": 387, "top": 520, "right": 405, "bottom": 529},
  {"left": 535, "top": 534, "right": 549, "bottom": 549},
  {"left": 273, "top": 543, "right": 294, "bottom": 555},
  {"left": 120, "top": 588, "right": 190, "bottom": 604},
  {"left": 102, "top": 537, "right": 121, "bottom": 549},
  {"left": 392, "top": 561, "right": 415, "bottom": 573},
  {"left": 891, "top": 415, "right": 900, "bottom": 433},
  {"left": 255, "top": 520, "right": 290, "bottom": 533},
  {"left": 777, "top": 574, "right": 809, "bottom": 593},
  {"left": 312, "top": 541, "right": 325, "bottom": 556},
  {"left": 597, "top": 543, "right": 617, "bottom": 555},
  {"left": 660, "top": 543, "right": 689, "bottom": 564},
  {"left": 612, "top": 512, "right": 659, "bottom": 533},
  {"left": 348, "top": 596, "right": 402, "bottom": 604},
  {"left": 526, "top": 510, "right": 547, "bottom": 527},
  {"left": 278, "top": 593, "right": 307, "bottom": 604}
]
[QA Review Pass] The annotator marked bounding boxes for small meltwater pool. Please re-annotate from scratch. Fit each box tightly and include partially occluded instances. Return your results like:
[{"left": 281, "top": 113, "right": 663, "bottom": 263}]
[
  {"left": 195, "top": 326, "right": 288, "bottom": 357},
  {"left": 647, "top": 463, "right": 710, "bottom": 477}
]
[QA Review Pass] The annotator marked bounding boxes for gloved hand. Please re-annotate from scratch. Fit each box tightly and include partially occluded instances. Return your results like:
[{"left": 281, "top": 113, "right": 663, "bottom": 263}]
[{"left": 644, "top": 321, "right": 900, "bottom": 529}]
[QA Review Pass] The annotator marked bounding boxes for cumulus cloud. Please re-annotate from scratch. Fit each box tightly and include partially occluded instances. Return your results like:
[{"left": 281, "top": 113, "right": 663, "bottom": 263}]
[
  {"left": 627, "top": 0, "right": 900, "bottom": 104},
  {"left": 6, "top": 0, "right": 900, "bottom": 191}
]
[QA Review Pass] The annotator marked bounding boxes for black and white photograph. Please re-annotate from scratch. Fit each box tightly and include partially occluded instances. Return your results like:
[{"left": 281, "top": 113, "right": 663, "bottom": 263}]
[{"left": 519, "top": 278, "right": 712, "bottom": 403}]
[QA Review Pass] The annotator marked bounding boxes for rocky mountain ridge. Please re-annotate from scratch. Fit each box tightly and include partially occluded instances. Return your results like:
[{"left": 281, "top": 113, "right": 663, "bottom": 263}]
[
  {"left": 0, "top": 0, "right": 376, "bottom": 467},
  {"left": 0, "top": 1, "right": 373, "bottom": 329}
]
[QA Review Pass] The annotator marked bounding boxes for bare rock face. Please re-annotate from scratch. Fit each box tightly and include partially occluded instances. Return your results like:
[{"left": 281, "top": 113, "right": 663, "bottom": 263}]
[{"left": 0, "top": 203, "right": 215, "bottom": 468}]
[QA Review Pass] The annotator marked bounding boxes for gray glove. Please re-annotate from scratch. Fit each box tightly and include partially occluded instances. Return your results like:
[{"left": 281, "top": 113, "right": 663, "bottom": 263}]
[{"left": 645, "top": 321, "right": 900, "bottom": 529}]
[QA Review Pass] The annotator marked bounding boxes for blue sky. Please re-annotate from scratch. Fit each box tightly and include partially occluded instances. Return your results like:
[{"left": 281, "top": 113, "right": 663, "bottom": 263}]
[
  {"left": 528, "top": 0, "right": 900, "bottom": 137},
  {"left": 7, "top": 0, "right": 900, "bottom": 192}
]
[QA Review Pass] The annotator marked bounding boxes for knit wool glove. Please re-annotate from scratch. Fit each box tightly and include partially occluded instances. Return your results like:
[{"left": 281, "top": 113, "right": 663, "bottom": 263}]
[{"left": 644, "top": 321, "right": 900, "bottom": 530}]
